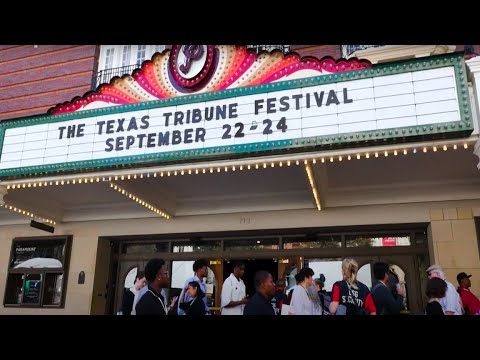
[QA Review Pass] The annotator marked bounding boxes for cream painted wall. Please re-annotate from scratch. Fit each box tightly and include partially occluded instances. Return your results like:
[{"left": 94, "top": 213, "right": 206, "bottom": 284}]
[
  {"left": 429, "top": 206, "right": 480, "bottom": 300},
  {"left": 1, "top": 198, "right": 480, "bottom": 314}
]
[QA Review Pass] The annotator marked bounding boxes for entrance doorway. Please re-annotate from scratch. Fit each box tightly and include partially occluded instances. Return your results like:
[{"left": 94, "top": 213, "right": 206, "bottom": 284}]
[{"left": 223, "top": 259, "right": 277, "bottom": 297}]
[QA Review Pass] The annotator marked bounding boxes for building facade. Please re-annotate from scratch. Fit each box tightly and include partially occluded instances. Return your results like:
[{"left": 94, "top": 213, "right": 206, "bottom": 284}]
[{"left": 0, "top": 45, "right": 480, "bottom": 314}]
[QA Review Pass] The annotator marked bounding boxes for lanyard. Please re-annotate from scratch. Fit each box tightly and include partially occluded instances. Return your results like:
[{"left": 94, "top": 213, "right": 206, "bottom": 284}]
[{"left": 148, "top": 289, "right": 168, "bottom": 314}]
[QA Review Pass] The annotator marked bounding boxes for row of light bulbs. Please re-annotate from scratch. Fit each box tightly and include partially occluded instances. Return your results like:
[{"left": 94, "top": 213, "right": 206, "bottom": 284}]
[
  {"left": 109, "top": 183, "right": 171, "bottom": 219},
  {"left": 0, "top": 203, "right": 56, "bottom": 225},
  {"left": 4, "top": 143, "right": 471, "bottom": 191},
  {"left": 304, "top": 164, "right": 322, "bottom": 211}
]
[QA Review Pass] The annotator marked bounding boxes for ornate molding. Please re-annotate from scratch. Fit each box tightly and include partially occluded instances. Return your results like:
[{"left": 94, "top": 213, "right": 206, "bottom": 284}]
[{"left": 350, "top": 45, "right": 456, "bottom": 64}]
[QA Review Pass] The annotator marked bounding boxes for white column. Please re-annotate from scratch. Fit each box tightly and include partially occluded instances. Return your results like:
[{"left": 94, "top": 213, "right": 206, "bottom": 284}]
[
  {"left": 0, "top": 185, "right": 7, "bottom": 205},
  {"left": 466, "top": 57, "right": 480, "bottom": 169}
]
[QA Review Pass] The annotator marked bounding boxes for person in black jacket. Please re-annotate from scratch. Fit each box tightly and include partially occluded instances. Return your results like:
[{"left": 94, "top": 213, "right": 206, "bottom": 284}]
[
  {"left": 178, "top": 281, "right": 207, "bottom": 316},
  {"left": 371, "top": 262, "right": 405, "bottom": 315},
  {"left": 136, "top": 258, "right": 170, "bottom": 315},
  {"left": 244, "top": 271, "right": 276, "bottom": 315}
]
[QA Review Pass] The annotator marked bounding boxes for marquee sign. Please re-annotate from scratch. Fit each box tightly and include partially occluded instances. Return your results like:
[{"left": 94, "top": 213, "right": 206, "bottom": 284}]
[{"left": 0, "top": 51, "right": 473, "bottom": 178}]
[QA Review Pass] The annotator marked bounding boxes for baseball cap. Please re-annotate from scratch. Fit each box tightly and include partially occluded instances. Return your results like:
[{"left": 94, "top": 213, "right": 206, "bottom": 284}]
[{"left": 456, "top": 272, "right": 472, "bottom": 284}]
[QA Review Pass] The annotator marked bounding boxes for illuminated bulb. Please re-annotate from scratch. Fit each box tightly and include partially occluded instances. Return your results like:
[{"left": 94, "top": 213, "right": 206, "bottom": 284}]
[
  {"left": 28, "top": 183, "right": 31, "bottom": 187},
  {"left": 296, "top": 160, "right": 299, "bottom": 165},
  {"left": 121, "top": 190, "right": 125, "bottom": 195},
  {"left": 271, "top": 163, "right": 274, "bottom": 168},
  {"left": 443, "top": 145, "right": 447, "bottom": 151},
  {"left": 256, "top": 164, "right": 259, "bottom": 169},
  {"left": 357, "top": 154, "right": 361, "bottom": 159},
  {"left": 375, "top": 152, "right": 378, "bottom": 158},
  {"left": 133, "top": 174, "right": 137, "bottom": 179},
  {"left": 464, "top": 143, "right": 468, "bottom": 149},
  {"left": 279, "top": 162, "right": 282, "bottom": 167},
  {"left": 321, "top": 158, "right": 325, "bottom": 163},
  {"left": 195, "top": 169, "right": 199, "bottom": 174},
  {"left": 79, "top": 179, "right": 82, "bottom": 184},
  {"left": 96, "top": 178, "right": 100, "bottom": 182},
  {"left": 121, "top": 176, "right": 124, "bottom": 180},
  {"left": 403, "top": 149, "right": 407, "bottom": 155},
  {"left": 287, "top": 161, "right": 291, "bottom": 166},
  {"left": 247, "top": 165, "right": 251, "bottom": 170},
  {"left": 181, "top": 170, "right": 184, "bottom": 175},
  {"left": 330, "top": 157, "right": 334, "bottom": 162},
  {"left": 202, "top": 169, "right": 206, "bottom": 174},
  {"left": 33, "top": 183, "right": 37, "bottom": 187},
  {"left": 127, "top": 175, "right": 131, "bottom": 180},
  {"left": 413, "top": 148, "right": 417, "bottom": 153},
  {"left": 140, "top": 174, "right": 144, "bottom": 179},
  {"left": 10, "top": 185, "right": 14, "bottom": 189},
  {"left": 90, "top": 178, "right": 94, "bottom": 183},
  {"left": 384, "top": 151, "right": 388, "bottom": 157},
  {"left": 313, "top": 159, "right": 316, "bottom": 164},
  {"left": 423, "top": 147, "right": 427, "bottom": 153},
  {"left": 72, "top": 180, "right": 75, "bottom": 185},
  {"left": 394, "top": 150, "right": 398, "bottom": 156},
  {"left": 263, "top": 163, "right": 267, "bottom": 168},
  {"left": 188, "top": 169, "right": 192, "bottom": 174},
  {"left": 366, "top": 153, "right": 370, "bottom": 159},
  {"left": 304, "top": 160, "right": 308, "bottom": 165},
  {"left": 23, "top": 184, "right": 26, "bottom": 188},
  {"left": 167, "top": 172, "right": 171, "bottom": 176},
  {"left": 154, "top": 173, "right": 157, "bottom": 177},
  {"left": 210, "top": 169, "right": 213, "bottom": 173},
  {"left": 174, "top": 171, "right": 178, "bottom": 176},
  {"left": 453, "top": 144, "right": 458, "bottom": 150},
  {"left": 433, "top": 146, "right": 437, "bottom": 152},
  {"left": 129, "top": 194, "right": 132, "bottom": 198},
  {"left": 348, "top": 155, "right": 351, "bottom": 160},
  {"left": 217, "top": 168, "right": 220, "bottom": 173},
  {"left": 160, "top": 172, "right": 164, "bottom": 177},
  {"left": 339, "top": 156, "right": 342, "bottom": 161}
]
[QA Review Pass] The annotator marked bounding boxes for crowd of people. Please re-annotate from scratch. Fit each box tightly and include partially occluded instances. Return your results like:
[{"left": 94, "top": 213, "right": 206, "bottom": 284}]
[{"left": 119, "top": 257, "right": 480, "bottom": 316}]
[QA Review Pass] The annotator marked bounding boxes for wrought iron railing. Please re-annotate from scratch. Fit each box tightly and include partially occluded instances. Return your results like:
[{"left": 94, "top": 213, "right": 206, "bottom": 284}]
[
  {"left": 341, "top": 45, "right": 385, "bottom": 58},
  {"left": 92, "top": 64, "right": 140, "bottom": 88},
  {"left": 246, "top": 45, "right": 291, "bottom": 54}
]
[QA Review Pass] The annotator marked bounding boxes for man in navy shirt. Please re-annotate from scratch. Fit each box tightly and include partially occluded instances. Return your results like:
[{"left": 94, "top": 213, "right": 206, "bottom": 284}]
[
  {"left": 136, "top": 258, "right": 170, "bottom": 315},
  {"left": 244, "top": 271, "right": 276, "bottom": 315}
]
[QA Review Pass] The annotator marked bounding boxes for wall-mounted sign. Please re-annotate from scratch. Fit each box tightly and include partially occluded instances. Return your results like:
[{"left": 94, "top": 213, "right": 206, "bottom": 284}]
[{"left": 0, "top": 53, "right": 473, "bottom": 177}]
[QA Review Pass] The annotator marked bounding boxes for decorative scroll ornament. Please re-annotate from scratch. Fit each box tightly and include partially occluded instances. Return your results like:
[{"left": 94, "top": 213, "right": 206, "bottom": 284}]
[{"left": 48, "top": 45, "right": 371, "bottom": 115}]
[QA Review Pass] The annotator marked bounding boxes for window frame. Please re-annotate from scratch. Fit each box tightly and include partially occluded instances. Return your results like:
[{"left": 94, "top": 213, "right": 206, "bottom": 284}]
[{"left": 3, "top": 235, "right": 72, "bottom": 309}]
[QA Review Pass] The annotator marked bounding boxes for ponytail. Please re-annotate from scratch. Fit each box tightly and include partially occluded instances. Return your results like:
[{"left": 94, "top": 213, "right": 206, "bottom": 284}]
[{"left": 342, "top": 258, "right": 359, "bottom": 290}]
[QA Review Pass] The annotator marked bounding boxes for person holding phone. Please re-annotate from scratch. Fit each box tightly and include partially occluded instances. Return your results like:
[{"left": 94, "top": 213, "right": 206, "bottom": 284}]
[{"left": 178, "top": 281, "right": 206, "bottom": 316}]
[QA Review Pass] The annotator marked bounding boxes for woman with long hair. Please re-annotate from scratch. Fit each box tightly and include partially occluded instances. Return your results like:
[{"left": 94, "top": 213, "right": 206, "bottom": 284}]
[
  {"left": 290, "top": 267, "right": 318, "bottom": 315},
  {"left": 179, "top": 281, "right": 207, "bottom": 316},
  {"left": 329, "top": 258, "right": 377, "bottom": 315}
]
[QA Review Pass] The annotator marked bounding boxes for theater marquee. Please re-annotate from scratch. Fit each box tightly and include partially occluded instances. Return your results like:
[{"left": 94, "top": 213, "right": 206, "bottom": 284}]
[{"left": 0, "top": 52, "right": 473, "bottom": 177}]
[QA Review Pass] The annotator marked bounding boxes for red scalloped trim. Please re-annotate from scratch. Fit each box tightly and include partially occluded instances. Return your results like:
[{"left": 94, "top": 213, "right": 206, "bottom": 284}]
[{"left": 48, "top": 46, "right": 372, "bottom": 115}]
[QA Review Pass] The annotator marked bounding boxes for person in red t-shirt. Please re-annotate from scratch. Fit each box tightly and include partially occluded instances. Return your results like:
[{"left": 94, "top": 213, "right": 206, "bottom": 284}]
[
  {"left": 457, "top": 272, "right": 480, "bottom": 315},
  {"left": 329, "top": 258, "right": 377, "bottom": 315}
]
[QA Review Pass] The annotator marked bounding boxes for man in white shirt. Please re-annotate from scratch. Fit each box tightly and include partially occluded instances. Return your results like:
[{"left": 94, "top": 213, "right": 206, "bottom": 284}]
[
  {"left": 221, "top": 261, "right": 248, "bottom": 315},
  {"left": 426, "top": 264, "right": 464, "bottom": 315}
]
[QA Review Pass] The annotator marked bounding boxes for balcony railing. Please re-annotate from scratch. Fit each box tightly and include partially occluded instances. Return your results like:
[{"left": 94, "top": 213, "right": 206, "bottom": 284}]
[
  {"left": 93, "top": 64, "right": 140, "bottom": 88},
  {"left": 246, "top": 45, "right": 291, "bottom": 54},
  {"left": 341, "top": 45, "right": 385, "bottom": 58}
]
